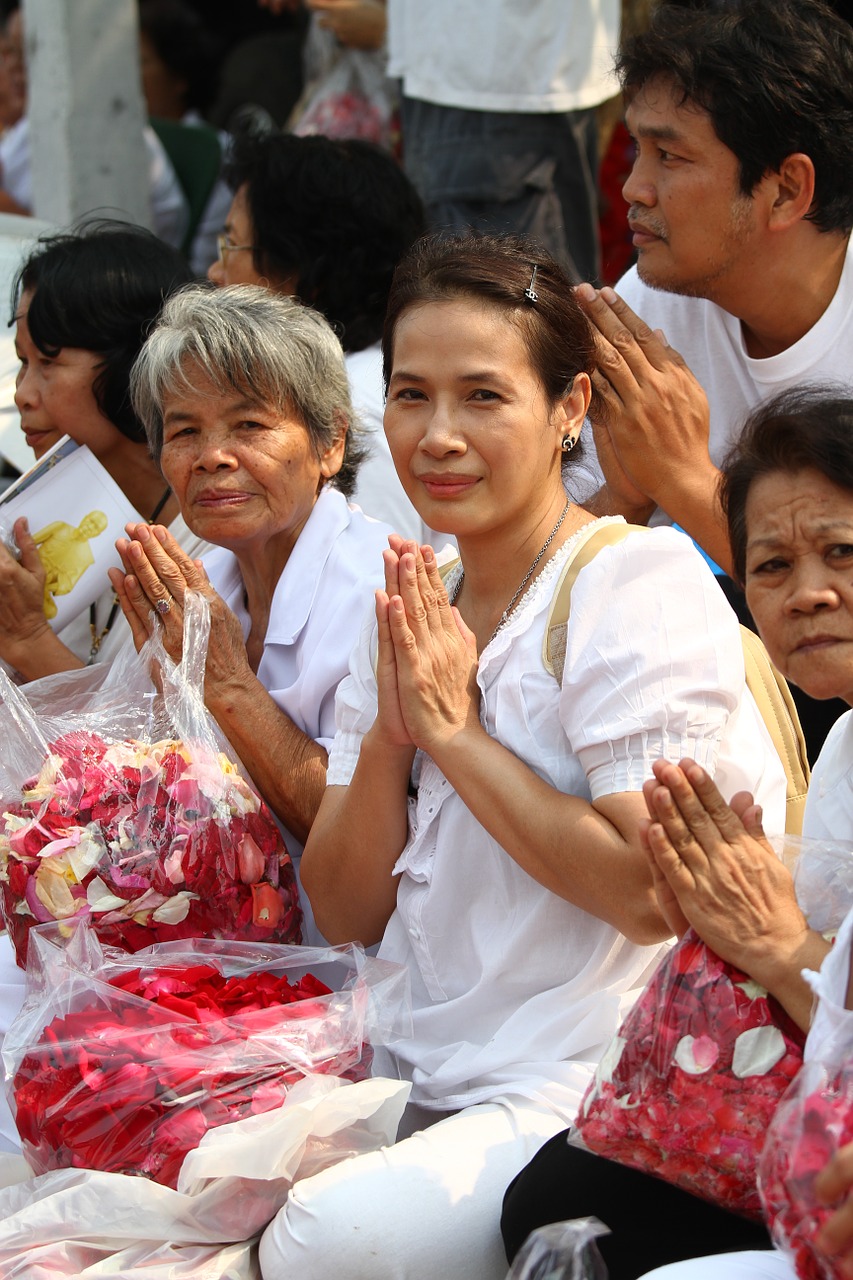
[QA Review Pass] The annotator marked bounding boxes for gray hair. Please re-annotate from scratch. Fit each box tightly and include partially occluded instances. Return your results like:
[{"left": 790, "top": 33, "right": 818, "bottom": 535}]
[{"left": 130, "top": 283, "right": 365, "bottom": 496}]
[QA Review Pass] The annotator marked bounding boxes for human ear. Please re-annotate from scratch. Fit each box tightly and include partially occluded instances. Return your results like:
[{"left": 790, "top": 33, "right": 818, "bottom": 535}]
[
  {"left": 318, "top": 417, "right": 348, "bottom": 480},
  {"left": 552, "top": 373, "right": 591, "bottom": 451},
  {"left": 766, "top": 153, "right": 816, "bottom": 231}
]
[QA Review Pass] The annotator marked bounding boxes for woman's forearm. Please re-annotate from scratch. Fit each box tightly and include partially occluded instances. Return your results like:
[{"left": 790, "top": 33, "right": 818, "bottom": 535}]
[
  {"left": 431, "top": 725, "right": 668, "bottom": 945},
  {"left": 300, "top": 728, "right": 414, "bottom": 946},
  {"left": 739, "top": 927, "right": 831, "bottom": 1033},
  {"left": 205, "top": 673, "right": 328, "bottom": 845}
]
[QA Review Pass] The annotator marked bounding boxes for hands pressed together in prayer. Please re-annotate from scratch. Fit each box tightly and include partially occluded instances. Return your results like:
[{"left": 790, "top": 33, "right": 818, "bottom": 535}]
[
  {"left": 373, "top": 537, "right": 480, "bottom": 760},
  {"left": 639, "top": 757, "right": 827, "bottom": 1031},
  {"left": 574, "top": 285, "right": 731, "bottom": 571},
  {"left": 109, "top": 523, "right": 251, "bottom": 698}
]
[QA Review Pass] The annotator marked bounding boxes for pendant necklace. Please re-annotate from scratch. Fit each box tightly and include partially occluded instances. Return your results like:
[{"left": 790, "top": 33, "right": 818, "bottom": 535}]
[{"left": 449, "top": 498, "right": 572, "bottom": 647}]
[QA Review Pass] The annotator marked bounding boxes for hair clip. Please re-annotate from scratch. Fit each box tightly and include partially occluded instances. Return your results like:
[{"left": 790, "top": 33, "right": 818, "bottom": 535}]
[{"left": 524, "top": 265, "right": 538, "bottom": 304}]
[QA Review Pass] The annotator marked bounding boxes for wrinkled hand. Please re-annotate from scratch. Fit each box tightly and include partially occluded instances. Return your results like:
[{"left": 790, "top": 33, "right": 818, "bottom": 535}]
[
  {"left": 109, "top": 523, "right": 250, "bottom": 695},
  {"left": 575, "top": 284, "right": 716, "bottom": 517},
  {"left": 0, "top": 517, "right": 52, "bottom": 662},
  {"left": 307, "top": 0, "right": 386, "bottom": 48},
  {"left": 640, "top": 758, "right": 809, "bottom": 979},
  {"left": 375, "top": 537, "right": 479, "bottom": 757},
  {"left": 817, "top": 1143, "right": 853, "bottom": 1275}
]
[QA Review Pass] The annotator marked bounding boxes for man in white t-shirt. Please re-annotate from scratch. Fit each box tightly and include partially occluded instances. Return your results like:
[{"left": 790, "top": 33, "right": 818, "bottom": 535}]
[
  {"left": 388, "top": 0, "right": 620, "bottom": 282},
  {"left": 575, "top": 0, "right": 853, "bottom": 578}
]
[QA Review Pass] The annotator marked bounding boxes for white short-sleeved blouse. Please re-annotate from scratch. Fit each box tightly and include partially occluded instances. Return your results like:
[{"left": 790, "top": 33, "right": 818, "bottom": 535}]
[{"left": 327, "top": 519, "right": 788, "bottom": 1118}]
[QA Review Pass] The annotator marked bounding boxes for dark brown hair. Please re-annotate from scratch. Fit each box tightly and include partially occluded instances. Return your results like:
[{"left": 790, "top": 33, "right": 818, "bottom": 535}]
[
  {"left": 382, "top": 233, "right": 600, "bottom": 431},
  {"left": 721, "top": 386, "right": 853, "bottom": 583}
]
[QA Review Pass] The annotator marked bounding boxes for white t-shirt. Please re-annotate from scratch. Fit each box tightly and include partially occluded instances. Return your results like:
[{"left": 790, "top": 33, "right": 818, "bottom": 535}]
[
  {"left": 386, "top": 0, "right": 620, "bottom": 114},
  {"left": 327, "top": 519, "right": 788, "bottom": 1117},
  {"left": 205, "top": 485, "right": 393, "bottom": 944},
  {"left": 616, "top": 237, "right": 853, "bottom": 524}
]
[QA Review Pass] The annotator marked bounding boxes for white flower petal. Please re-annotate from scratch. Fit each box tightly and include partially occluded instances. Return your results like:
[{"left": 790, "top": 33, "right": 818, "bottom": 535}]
[{"left": 732, "top": 1025, "right": 786, "bottom": 1078}]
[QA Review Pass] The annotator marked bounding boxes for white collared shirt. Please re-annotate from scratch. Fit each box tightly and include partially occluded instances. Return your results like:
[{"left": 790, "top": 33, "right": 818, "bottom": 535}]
[{"left": 328, "top": 521, "right": 788, "bottom": 1117}]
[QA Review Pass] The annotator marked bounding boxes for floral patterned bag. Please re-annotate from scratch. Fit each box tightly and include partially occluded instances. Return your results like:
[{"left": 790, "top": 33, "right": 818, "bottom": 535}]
[
  {"left": 573, "top": 837, "right": 853, "bottom": 1219},
  {"left": 0, "top": 592, "right": 301, "bottom": 965}
]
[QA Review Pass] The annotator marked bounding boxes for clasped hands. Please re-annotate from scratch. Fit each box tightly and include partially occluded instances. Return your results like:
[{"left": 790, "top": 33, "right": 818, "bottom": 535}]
[
  {"left": 109, "top": 523, "right": 250, "bottom": 695},
  {"left": 574, "top": 283, "right": 715, "bottom": 520},
  {"left": 0, "top": 516, "right": 52, "bottom": 663},
  {"left": 374, "top": 537, "right": 480, "bottom": 758}
]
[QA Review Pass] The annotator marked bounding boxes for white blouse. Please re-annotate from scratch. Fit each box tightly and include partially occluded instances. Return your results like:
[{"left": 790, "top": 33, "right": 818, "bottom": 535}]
[{"left": 327, "top": 520, "right": 788, "bottom": 1118}]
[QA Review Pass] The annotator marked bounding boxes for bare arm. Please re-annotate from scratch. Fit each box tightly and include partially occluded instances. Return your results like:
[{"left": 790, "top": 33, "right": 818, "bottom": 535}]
[
  {"left": 110, "top": 524, "right": 326, "bottom": 844},
  {"left": 0, "top": 517, "right": 85, "bottom": 678},
  {"left": 642, "top": 758, "right": 829, "bottom": 1031},
  {"left": 575, "top": 284, "right": 733, "bottom": 575}
]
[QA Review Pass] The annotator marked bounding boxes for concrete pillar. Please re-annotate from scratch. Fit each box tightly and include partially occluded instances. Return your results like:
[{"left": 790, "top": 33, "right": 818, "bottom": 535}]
[{"left": 23, "top": 0, "right": 151, "bottom": 229}]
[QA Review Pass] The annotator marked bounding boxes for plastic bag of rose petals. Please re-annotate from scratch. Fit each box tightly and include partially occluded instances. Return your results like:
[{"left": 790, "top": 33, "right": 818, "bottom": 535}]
[
  {"left": 0, "top": 591, "right": 302, "bottom": 966},
  {"left": 0, "top": 1073, "right": 411, "bottom": 1280},
  {"left": 573, "top": 835, "right": 853, "bottom": 1221},
  {"left": 3, "top": 926, "right": 411, "bottom": 1191},
  {"left": 758, "top": 902, "right": 853, "bottom": 1279}
]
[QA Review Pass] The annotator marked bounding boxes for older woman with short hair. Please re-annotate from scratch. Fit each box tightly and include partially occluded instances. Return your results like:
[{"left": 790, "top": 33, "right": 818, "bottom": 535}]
[{"left": 110, "top": 283, "right": 393, "bottom": 940}]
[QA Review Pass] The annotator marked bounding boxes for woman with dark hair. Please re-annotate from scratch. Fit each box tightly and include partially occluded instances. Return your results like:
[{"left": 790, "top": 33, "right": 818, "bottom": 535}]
[
  {"left": 208, "top": 129, "right": 431, "bottom": 538},
  {"left": 0, "top": 222, "right": 197, "bottom": 682},
  {"left": 504, "top": 388, "right": 853, "bottom": 1280},
  {"left": 249, "top": 233, "right": 787, "bottom": 1280}
]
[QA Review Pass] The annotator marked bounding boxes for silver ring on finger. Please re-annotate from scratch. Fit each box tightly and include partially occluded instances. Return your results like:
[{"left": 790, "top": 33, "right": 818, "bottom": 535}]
[{"left": 154, "top": 595, "right": 173, "bottom": 616}]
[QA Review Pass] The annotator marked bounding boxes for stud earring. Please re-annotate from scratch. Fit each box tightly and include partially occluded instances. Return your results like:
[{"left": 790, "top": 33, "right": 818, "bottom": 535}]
[{"left": 561, "top": 433, "right": 578, "bottom": 453}]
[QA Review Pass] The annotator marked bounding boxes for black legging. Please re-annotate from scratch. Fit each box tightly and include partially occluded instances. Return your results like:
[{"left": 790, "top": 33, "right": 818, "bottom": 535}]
[{"left": 501, "top": 1137, "right": 772, "bottom": 1279}]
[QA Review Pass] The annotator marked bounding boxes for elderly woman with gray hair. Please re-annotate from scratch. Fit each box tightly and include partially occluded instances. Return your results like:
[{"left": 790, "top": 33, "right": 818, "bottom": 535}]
[{"left": 108, "top": 283, "right": 394, "bottom": 942}]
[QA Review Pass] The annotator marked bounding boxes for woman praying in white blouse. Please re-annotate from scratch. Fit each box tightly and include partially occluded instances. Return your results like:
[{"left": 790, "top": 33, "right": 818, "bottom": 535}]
[
  {"left": 109, "top": 285, "right": 394, "bottom": 944},
  {"left": 255, "top": 233, "right": 789, "bottom": 1280}
]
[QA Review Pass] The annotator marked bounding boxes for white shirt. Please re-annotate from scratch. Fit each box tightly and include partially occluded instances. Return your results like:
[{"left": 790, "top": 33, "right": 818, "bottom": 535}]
[
  {"left": 328, "top": 520, "right": 788, "bottom": 1116},
  {"left": 205, "top": 486, "right": 394, "bottom": 943},
  {"left": 615, "top": 239, "right": 853, "bottom": 525},
  {"left": 387, "top": 0, "right": 621, "bottom": 114}
]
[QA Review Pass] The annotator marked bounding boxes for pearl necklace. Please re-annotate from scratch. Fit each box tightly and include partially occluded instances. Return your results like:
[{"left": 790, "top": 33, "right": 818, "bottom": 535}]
[{"left": 449, "top": 498, "right": 572, "bottom": 647}]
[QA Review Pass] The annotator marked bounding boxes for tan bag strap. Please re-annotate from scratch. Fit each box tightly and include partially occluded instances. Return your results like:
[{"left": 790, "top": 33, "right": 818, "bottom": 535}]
[
  {"left": 543, "top": 521, "right": 640, "bottom": 678},
  {"left": 739, "top": 624, "right": 811, "bottom": 836}
]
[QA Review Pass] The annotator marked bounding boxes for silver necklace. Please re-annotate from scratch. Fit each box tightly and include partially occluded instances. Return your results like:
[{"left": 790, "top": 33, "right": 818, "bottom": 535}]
[{"left": 449, "top": 498, "right": 572, "bottom": 646}]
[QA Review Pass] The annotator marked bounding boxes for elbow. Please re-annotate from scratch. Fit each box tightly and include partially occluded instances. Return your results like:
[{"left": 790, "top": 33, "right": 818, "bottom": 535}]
[{"left": 614, "top": 892, "right": 673, "bottom": 947}]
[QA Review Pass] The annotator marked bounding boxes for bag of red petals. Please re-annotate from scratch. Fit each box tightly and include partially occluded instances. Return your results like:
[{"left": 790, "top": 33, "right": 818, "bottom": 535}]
[
  {"left": 0, "top": 591, "right": 302, "bottom": 965},
  {"left": 758, "top": 903, "right": 853, "bottom": 1280},
  {"left": 4, "top": 924, "right": 410, "bottom": 1191},
  {"left": 573, "top": 836, "right": 853, "bottom": 1220}
]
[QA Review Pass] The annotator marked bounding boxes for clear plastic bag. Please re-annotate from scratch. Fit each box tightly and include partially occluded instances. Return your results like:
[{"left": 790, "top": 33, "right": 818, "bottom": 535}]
[
  {"left": 4, "top": 924, "right": 410, "bottom": 1190},
  {"left": 758, "top": 905, "right": 853, "bottom": 1279},
  {"left": 505, "top": 1219, "right": 610, "bottom": 1280},
  {"left": 290, "top": 17, "right": 398, "bottom": 149},
  {"left": 573, "top": 836, "right": 853, "bottom": 1219},
  {"left": 0, "top": 1073, "right": 411, "bottom": 1279},
  {"left": 0, "top": 591, "right": 302, "bottom": 965}
]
